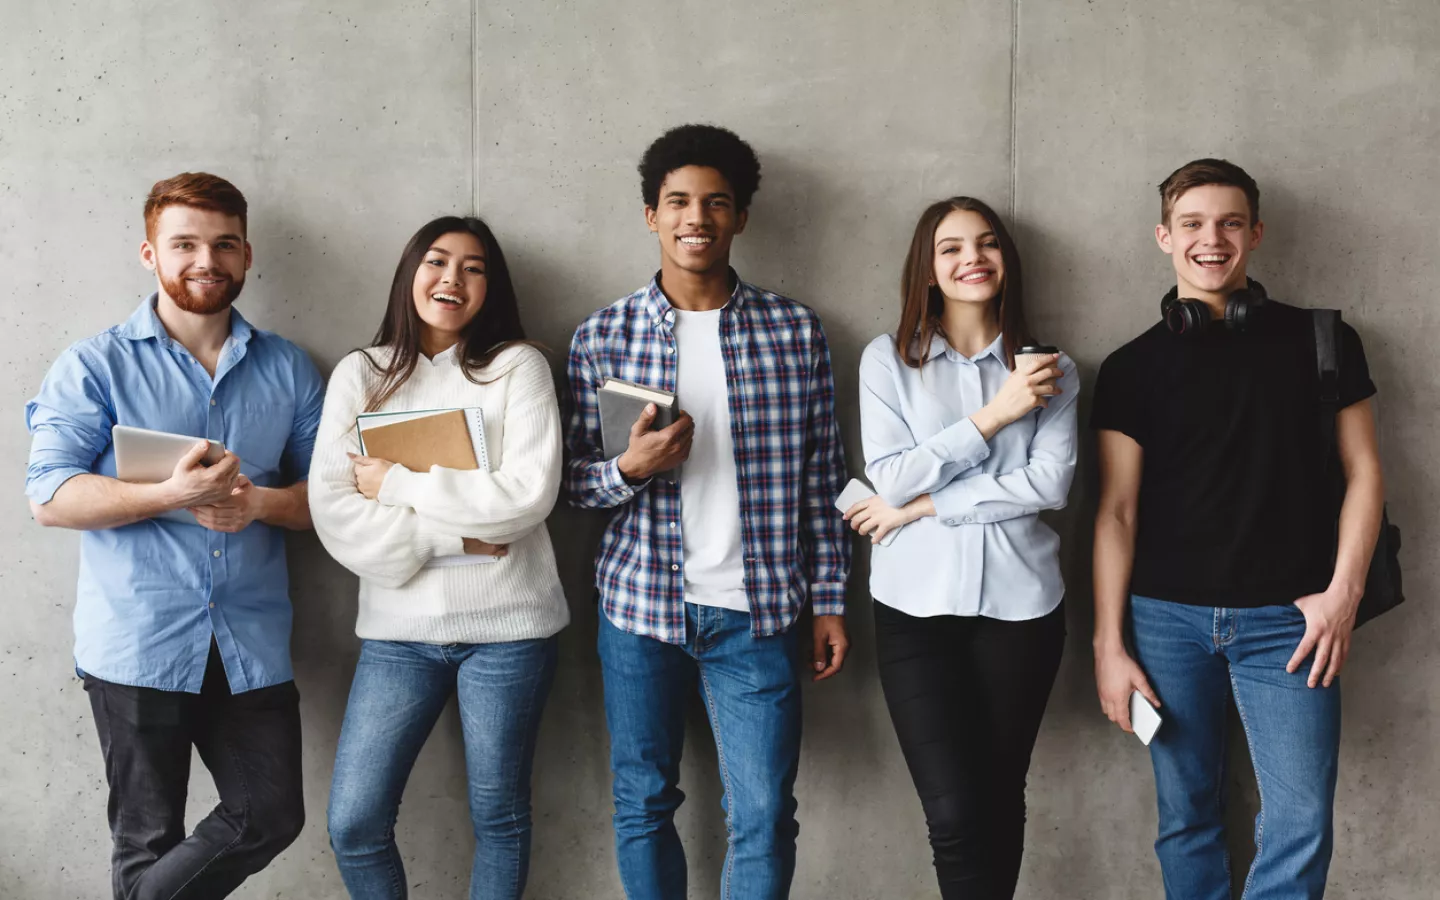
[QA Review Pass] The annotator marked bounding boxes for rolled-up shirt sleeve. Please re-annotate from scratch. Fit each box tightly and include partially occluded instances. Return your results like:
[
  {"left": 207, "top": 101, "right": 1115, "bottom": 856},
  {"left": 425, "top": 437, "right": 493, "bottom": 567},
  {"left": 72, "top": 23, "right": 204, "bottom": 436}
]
[{"left": 25, "top": 347, "right": 114, "bottom": 504}]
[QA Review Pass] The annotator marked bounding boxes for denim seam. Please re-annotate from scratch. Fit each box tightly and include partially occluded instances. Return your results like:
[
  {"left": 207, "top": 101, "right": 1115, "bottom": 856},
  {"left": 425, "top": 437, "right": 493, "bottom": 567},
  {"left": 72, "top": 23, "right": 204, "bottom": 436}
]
[
  {"left": 494, "top": 645, "right": 549, "bottom": 900},
  {"left": 164, "top": 729, "right": 253, "bottom": 900},
  {"left": 697, "top": 667, "right": 738, "bottom": 899},
  {"left": 1229, "top": 666, "right": 1264, "bottom": 900},
  {"left": 95, "top": 684, "right": 126, "bottom": 900}
]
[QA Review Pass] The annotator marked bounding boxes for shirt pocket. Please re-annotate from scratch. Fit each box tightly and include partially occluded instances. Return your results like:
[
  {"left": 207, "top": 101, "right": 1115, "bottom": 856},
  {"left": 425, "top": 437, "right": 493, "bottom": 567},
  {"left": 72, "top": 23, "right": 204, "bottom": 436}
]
[{"left": 229, "top": 401, "right": 294, "bottom": 479}]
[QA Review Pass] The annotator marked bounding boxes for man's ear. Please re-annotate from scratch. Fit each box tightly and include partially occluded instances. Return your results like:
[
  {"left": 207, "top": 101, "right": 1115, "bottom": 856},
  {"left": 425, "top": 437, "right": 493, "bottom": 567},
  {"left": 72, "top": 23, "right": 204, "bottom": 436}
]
[
  {"left": 244, "top": 240, "right": 254, "bottom": 271},
  {"left": 140, "top": 240, "right": 157, "bottom": 271},
  {"left": 645, "top": 206, "right": 658, "bottom": 233},
  {"left": 1155, "top": 223, "right": 1174, "bottom": 255},
  {"left": 734, "top": 208, "right": 748, "bottom": 236},
  {"left": 1249, "top": 220, "right": 1264, "bottom": 251}
]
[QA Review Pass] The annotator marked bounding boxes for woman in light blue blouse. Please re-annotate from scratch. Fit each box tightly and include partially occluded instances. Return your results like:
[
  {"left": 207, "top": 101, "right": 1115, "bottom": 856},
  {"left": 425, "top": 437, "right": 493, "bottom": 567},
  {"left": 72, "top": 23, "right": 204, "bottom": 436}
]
[{"left": 843, "top": 196, "right": 1078, "bottom": 900}]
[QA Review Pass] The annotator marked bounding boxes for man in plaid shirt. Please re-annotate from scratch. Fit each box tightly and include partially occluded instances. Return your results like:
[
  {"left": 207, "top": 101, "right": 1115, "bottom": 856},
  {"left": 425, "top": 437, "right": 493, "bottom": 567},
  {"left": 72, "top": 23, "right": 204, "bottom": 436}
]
[{"left": 564, "top": 124, "right": 851, "bottom": 900}]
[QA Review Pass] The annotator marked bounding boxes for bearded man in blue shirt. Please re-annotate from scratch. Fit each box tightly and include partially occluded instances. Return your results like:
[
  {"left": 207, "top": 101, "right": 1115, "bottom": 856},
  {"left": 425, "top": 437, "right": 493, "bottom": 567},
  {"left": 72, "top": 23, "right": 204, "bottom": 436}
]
[{"left": 25, "top": 172, "right": 324, "bottom": 900}]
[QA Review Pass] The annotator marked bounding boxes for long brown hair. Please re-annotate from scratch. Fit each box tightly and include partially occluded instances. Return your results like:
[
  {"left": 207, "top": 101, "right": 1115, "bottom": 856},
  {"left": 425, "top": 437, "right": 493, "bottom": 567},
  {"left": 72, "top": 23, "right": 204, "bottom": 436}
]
[
  {"left": 895, "top": 197, "right": 1034, "bottom": 370},
  {"left": 360, "top": 216, "right": 538, "bottom": 411}
]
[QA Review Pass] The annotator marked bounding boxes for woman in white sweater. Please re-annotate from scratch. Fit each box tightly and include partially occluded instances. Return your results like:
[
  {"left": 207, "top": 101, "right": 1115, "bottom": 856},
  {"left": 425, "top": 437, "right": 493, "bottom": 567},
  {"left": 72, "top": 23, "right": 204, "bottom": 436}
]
[{"left": 310, "top": 216, "right": 568, "bottom": 900}]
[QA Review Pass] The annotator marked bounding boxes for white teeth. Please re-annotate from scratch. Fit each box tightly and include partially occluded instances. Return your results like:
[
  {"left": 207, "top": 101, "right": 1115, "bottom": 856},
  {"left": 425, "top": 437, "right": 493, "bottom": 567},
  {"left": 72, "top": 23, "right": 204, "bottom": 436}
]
[
  {"left": 1194, "top": 254, "right": 1229, "bottom": 263},
  {"left": 679, "top": 236, "right": 711, "bottom": 245},
  {"left": 960, "top": 271, "right": 991, "bottom": 283},
  {"left": 433, "top": 293, "right": 462, "bottom": 303}
]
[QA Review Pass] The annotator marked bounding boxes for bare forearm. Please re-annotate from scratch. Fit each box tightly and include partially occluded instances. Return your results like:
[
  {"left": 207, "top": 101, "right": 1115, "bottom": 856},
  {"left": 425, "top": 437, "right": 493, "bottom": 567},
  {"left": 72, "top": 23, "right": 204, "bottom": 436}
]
[
  {"left": 1330, "top": 468, "right": 1384, "bottom": 598},
  {"left": 1092, "top": 512, "right": 1137, "bottom": 652},
  {"left": 32, "top": 475, "right": 178, "bottom": 530},
  {"left": 254, "top": 482, "right": 312, "bottom": 531}
]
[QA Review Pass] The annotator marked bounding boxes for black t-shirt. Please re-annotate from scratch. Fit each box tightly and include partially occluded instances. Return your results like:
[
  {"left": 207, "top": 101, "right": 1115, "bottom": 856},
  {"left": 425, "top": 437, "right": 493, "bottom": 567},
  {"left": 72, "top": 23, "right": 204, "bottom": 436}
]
[{"left": 1090, "top": 299, "right": 1375, "bottom": 607}]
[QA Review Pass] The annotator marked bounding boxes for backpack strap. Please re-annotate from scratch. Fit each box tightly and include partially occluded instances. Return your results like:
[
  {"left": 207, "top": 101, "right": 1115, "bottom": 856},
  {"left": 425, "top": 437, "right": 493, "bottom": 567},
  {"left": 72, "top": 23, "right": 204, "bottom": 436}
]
[{"left": 1313, "top": 308, "right": 1342, "bottom": 478}]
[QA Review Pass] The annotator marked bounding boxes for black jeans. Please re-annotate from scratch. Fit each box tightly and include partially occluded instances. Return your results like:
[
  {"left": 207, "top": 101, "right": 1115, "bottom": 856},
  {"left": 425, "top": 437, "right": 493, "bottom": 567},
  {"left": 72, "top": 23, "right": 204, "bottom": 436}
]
[
  {"left": 83, "top": 642, "right": 305, "bottom": 900},
  {"left": 874, "top": 599, "right": 1066, "bottom": 900}
]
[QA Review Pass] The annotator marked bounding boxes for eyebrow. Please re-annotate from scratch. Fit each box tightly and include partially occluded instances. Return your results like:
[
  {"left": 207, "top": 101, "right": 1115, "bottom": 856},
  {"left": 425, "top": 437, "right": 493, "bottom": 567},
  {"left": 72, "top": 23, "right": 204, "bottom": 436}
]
[
  {"left": 663, "top": 190, "right": 733, "bottom": 201},
  {"left": 1176, "top": 212, "right": 1248, "bottom": 221},
  {"left": 168, "top": 233, "right": 245, "bottom": 242},
  {"left": 936, "top": 231, "right": 996, "bottom": 245},
  {"left": 426, "top": 247, "right": 486, "bottom": 262}
]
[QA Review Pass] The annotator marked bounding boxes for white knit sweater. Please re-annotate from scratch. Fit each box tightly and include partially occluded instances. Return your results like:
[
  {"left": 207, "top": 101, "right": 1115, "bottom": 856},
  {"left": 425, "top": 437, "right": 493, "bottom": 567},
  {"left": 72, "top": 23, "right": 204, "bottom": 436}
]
[{"left": 308, "top": 342, "right": 569, "bottom": 644}]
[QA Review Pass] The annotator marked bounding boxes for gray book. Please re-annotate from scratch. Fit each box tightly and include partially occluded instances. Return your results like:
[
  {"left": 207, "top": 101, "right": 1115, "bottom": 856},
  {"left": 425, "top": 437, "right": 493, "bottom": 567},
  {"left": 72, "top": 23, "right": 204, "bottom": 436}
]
[{"left": 598, "top": 377, "right": 678, "bottom": 483}]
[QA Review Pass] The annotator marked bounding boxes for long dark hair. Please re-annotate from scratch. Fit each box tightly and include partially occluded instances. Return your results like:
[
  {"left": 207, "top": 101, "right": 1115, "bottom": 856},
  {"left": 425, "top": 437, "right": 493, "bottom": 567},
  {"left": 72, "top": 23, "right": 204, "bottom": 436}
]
[
  {"left": 360, "top": 216, "right": 536, "bottom": 411},
  {"left": 895, "top": 197, "right": 1034, "bottom": 370}
]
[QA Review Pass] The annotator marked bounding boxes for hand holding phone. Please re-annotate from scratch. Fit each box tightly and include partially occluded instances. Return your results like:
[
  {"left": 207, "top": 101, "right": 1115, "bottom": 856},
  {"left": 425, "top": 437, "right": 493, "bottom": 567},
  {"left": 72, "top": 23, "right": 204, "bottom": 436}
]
[{"left": 1129, "top": 690, "right": 1162, "bottom": 745}]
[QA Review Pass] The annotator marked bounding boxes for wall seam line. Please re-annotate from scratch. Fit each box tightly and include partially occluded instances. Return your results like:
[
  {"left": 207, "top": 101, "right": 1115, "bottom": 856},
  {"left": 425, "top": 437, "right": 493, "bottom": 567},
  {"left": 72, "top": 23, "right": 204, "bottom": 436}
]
[
  {"left": 1009, "top": 0, "right": 1020, "bottom": 219},
  {"left": 470, "top": 0, "right": 480, "bottom": 217}
]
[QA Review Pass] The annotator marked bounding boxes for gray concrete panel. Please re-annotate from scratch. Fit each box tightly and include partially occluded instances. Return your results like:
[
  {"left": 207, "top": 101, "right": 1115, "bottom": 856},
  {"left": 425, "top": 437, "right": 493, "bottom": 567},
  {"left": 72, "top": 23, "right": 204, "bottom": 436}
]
[{"left": 3, "top": 0, "right": 1436, "bottom": 897}]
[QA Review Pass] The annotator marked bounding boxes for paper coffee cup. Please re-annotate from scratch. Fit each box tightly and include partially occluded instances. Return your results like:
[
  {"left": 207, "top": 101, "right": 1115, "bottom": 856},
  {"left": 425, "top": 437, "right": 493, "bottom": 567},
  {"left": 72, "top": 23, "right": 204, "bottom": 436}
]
[{"left": 1015, "top": 344, "right": 1060, "bottom": 383}]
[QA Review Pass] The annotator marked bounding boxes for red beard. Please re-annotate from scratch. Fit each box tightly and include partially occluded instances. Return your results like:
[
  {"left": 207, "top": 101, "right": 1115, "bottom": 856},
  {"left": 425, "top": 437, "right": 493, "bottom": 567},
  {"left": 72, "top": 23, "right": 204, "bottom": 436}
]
[{"left": 158, "top": 267, "right": 245, "bottom": 315}]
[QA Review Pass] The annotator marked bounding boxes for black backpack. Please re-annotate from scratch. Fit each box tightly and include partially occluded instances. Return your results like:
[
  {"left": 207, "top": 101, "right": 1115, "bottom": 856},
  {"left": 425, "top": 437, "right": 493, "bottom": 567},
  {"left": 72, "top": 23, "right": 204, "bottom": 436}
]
[{"left": 1312, "top": 309, "right": 1404, "bottom": 627}]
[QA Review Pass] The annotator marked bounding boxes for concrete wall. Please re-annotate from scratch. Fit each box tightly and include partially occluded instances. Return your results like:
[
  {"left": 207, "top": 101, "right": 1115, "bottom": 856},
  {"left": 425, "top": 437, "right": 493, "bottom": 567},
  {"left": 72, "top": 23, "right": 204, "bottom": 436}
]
[{"left": 2, "top": 0, "right": 1435, "bottom": 897}]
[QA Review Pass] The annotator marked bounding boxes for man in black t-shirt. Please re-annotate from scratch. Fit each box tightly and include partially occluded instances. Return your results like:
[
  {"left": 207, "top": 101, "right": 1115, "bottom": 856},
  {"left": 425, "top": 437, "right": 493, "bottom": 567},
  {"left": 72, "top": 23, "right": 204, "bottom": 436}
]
[{"left": 1090, "top": 159, "right": 1385, "bottom": 900}]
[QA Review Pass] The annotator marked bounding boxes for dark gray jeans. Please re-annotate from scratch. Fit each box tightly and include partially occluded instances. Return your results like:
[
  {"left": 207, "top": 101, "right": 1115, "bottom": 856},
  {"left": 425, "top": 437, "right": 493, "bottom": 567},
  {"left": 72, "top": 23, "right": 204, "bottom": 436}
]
[{"left": 83, "top": 642, "right": 305, "bottom": 900}]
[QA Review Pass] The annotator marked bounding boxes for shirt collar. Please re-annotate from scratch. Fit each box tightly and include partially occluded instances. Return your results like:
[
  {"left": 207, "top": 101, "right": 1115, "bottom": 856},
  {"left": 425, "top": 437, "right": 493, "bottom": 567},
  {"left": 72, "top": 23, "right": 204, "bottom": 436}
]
[
  {"left": 926, "top": 330, "right": 1007, "bottom": 365},
  {"left": 642, "top": 268, "right": 747, "bottom": 326},
  {"left": 115, "top": 293, "right": 255, "bottom": 347},
  {"left": 420, "top": 343, "right": 461, "bottom": 367}
]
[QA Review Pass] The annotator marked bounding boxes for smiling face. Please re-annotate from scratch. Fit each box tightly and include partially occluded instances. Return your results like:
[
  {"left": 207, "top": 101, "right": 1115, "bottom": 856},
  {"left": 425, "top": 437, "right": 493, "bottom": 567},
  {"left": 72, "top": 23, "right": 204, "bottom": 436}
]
[
  {"left": 932, "top": 209, "right": 1005, "bottom": 308},
  {"left": 1156, "top": 183, "right": 1263, "bottom": 301},
  {"left": 141, "top": 205, "right": 251, "bottom": 315},
  {"left": 645, "top": 165, "right": 746, "bottom": 277},
  {"left": 411, "top": 230, "right": 487, "bottom": 352}
]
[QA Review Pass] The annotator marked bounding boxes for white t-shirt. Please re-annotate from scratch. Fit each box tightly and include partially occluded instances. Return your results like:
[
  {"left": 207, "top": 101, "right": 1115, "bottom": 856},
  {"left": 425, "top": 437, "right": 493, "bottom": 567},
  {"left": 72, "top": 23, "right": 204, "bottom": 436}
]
[{"left": 673, "top": 308, "right": 749, "bottom": 612}]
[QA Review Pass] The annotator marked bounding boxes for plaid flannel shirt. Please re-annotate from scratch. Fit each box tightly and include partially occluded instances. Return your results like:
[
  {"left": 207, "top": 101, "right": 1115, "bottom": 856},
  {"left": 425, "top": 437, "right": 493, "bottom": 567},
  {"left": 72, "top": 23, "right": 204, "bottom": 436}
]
[{"left": 564, "top": 273, "right": 850, "bottom": 644}]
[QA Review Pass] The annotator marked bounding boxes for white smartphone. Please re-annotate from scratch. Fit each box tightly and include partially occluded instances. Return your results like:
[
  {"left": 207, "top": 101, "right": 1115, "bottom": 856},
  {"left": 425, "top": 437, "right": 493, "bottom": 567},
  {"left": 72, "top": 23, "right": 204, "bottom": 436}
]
[
  {"left": 834, "top": 478, "right": 900, "bottom": 547},
  {"left": 1129, "top": 690, "right": 1162, "bottom": 746}
]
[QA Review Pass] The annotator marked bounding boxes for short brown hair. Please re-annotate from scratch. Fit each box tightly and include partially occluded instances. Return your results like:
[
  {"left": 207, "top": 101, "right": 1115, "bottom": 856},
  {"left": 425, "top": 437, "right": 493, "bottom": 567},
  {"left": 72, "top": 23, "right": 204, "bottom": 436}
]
[
  {"left": 1159, "top": 158, "right": 1259, "bottom": 226},
  {"left": 144, "top": 172, "right": 248, "bottom": 240}
]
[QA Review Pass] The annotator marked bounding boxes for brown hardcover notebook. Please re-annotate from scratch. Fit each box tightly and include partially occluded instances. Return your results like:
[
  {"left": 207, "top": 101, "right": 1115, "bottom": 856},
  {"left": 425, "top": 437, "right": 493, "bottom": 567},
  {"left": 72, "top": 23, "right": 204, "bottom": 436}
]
[{"left": 357, "top": 409, "right": 479, "bottom": 471}]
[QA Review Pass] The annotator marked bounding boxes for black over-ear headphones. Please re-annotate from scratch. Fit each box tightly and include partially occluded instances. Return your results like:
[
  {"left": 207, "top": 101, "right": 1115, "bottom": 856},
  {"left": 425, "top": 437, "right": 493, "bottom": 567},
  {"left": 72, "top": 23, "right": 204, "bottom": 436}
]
[{"left": 1161, "top": 278, "right": 1268, "bottom": 335}]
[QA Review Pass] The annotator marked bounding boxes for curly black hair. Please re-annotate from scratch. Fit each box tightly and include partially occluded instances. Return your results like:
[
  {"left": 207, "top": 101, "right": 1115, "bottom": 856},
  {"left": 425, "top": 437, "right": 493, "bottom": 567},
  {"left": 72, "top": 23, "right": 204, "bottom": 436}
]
[{"left": 638, "top": 124, "right": 762, "bottom": 213}]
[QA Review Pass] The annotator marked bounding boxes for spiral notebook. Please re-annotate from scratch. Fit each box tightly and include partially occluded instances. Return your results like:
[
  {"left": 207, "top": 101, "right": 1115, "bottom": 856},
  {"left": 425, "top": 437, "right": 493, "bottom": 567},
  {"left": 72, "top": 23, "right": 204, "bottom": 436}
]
[{"left": 355, "top": 407, "right": 496, "bottom": 568}]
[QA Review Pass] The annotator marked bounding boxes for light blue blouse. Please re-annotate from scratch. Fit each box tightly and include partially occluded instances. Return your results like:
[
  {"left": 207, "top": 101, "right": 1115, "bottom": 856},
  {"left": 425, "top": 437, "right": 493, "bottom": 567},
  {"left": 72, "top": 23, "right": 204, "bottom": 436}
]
[{"left": 858, "top": 332, "right": 1078, "bottom": 620}]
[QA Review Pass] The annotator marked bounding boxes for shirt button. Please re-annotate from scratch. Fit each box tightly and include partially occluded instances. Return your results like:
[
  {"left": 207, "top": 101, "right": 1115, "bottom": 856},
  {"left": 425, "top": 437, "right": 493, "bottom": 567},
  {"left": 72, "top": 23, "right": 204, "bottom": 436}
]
[
  {"left": 666, "top": 347, "right": 675, "bottom": 355},
  {"left": 210, "top": 399, "right": 217, "bottom": 406},
  {"left": 946, "top": 519, "right": 956, "bottom": 526},
  {"left": 212, "top": 550, "right": 222, "bottom": 558},
  {"left": 669, "top": 522, "right": 676, "bottom": 529},
  {"left": 670, "top": 564, "right": 679, "bottom": 571},
  {"left": 962, "top": 516, "right": 973, "bottom": 524},
  {"left": 208, "top": 603, "right": 215, "bottom": 609}
]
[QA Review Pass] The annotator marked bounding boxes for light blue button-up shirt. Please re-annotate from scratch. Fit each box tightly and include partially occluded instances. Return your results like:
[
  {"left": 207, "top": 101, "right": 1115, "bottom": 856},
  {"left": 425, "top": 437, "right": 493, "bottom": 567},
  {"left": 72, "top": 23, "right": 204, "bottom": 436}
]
[
  {"left": 25, "top": 296, "right": 324, "bottom": 693},
  {"left": 858, "top": 332, "right": 1078, "bottom": 620}
]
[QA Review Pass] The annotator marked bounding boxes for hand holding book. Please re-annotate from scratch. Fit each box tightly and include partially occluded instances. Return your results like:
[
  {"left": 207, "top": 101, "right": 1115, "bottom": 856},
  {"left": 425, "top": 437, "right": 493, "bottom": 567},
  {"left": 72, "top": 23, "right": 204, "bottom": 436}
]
[{"left": 617, "top": 403, "right": 694, "bottom": 483}]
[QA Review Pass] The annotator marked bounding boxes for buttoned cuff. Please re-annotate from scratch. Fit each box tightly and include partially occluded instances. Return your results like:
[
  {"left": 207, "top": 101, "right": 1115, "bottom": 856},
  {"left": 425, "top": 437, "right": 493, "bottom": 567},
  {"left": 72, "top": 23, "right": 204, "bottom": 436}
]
[
  {"left": 598, "top": 457, "right": 646, "bottom": 505},
  {"left": 810, "top": 581, "right": 847, "bottom": 617},
  {"left": 933, "top": 416, "right": 991, "bottom": 470}
]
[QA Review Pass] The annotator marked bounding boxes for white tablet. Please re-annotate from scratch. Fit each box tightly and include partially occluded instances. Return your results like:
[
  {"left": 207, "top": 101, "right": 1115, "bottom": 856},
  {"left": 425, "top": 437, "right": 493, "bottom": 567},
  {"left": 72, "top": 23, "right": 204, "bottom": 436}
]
[{"left": 113, "top": 425, "right": 225, "bottom": 484}]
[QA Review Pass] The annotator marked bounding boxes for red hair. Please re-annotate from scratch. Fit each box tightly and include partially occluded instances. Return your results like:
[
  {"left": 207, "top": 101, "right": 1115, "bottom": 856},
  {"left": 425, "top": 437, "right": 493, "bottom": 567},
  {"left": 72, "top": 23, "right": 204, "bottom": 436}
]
[{"left": 144, "top": 172, "right": 248, "bottom": 240}]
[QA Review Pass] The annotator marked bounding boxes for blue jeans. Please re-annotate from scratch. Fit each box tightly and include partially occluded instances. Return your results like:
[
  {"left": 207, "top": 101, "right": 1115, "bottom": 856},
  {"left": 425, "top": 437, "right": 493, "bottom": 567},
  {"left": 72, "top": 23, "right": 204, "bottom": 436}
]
[
  {"left": 1130, "top": 596, "right": 1341, "bottom": 900},
  {"left": 598, "top": 605, "right": 802, "bottom": 900},
  {"left": 326, "top": 638, "right": 558, "bottom": 900}
]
